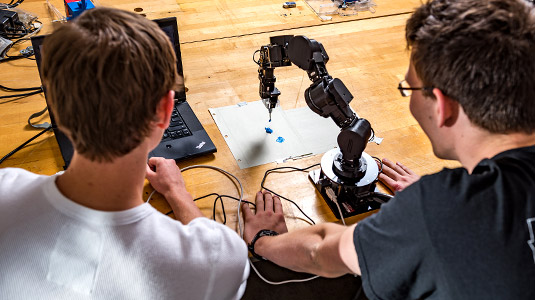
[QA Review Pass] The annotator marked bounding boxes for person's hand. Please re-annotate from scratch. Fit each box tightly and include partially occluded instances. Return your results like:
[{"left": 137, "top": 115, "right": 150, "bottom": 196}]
[
  {"left": 146, "top": 157, "right": 201, "bottom": 223},
  {"left": 378, "top": 158, "right": 420, "bottom": 193},
  {"left": 241, "top": 191, "right": 289, "bottom": 245},
  {"left": 146, "top": 157, "right": 192, "bottom": 203}
]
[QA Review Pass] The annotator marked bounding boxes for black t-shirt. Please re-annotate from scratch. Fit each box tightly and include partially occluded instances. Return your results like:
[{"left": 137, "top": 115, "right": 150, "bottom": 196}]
[{"left": 354, "top": 146, "right": 535, "bottom": 300}]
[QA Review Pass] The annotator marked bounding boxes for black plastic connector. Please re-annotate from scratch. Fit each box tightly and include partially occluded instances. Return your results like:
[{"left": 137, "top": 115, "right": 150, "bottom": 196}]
[{"left": 0, "top": 9, "right": 19, "bottom": 33}]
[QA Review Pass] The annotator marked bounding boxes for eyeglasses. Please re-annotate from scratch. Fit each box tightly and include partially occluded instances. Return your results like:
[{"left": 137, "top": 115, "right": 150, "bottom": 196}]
[{"left": 397, "top": 79, "right": 433, "bottom": 97}]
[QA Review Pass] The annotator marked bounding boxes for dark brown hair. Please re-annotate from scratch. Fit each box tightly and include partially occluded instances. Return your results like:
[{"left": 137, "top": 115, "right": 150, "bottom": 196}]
[
  {"left": 41, "top": 7, "right": 181, "bottom": 161},
  {"left": 406, "top": 0, "right": 535, "bottom": 133}
]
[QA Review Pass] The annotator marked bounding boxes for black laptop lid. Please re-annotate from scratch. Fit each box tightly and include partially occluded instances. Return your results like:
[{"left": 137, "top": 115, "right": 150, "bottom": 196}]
[{"left": 31, "top": 35, "right": 74, "bottom": 168}]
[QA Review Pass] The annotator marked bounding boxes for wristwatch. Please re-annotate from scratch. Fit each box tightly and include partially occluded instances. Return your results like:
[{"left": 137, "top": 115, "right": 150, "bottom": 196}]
[{"left": 247, "top": 229, "right": 279, "bottom": 260}]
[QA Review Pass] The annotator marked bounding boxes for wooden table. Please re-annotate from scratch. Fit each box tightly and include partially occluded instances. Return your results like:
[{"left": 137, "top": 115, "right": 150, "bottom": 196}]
[{"left": 0, "top": 0, "right": 459, "bottom": 233}]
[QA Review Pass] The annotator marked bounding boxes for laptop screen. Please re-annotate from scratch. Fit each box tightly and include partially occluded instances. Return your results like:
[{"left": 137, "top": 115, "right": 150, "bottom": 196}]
[{"left": 154, "top": 17, "right": 186, "bottom": 101}]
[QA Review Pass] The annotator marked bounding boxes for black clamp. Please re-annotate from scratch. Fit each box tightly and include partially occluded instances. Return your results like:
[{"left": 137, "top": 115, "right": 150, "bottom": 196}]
[{"left": 248, "top": 229, "right": 279, "bottom": 260}]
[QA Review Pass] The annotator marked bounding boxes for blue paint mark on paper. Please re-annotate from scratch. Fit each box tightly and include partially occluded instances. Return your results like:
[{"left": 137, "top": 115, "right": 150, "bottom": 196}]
[
  {"left": 265, "top": 127, "right": 273, "bottom": 134},
  {"left": 276, "top": 136, "right": 285, "bottom": 143}
]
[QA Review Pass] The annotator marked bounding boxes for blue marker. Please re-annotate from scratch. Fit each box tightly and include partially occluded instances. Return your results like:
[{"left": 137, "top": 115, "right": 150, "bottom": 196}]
[
  {"left": 276, "top": 136, "right": 285, "bottom": 143},
  {"left": 265, "top": 127, "right": 273, "bottom": 134}
]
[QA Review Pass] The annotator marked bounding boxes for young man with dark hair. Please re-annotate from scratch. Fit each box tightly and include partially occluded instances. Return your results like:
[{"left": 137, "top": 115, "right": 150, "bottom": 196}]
[
  {"left": 242, "top": 0, "right": 535, "bottom": 298},
  {"left": 0, "top": 7, "right": 248, "bottom": 299}
]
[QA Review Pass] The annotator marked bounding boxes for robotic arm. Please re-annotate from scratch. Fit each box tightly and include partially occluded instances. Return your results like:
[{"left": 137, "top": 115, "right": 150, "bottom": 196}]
[
  {"left": 255, "top": 35, "right": 391, "bottom": 218},
  {"left": 257, "top": 35, "right": 372, "bottom": 181}
]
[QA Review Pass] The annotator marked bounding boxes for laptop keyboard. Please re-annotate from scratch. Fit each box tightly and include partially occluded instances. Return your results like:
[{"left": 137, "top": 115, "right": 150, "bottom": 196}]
[{"left": 162, "top": 106, "right": 192, "bottom": 141}]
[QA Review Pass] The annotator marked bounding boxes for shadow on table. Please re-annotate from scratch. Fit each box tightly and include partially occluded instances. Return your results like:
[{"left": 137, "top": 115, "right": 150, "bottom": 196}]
[{"left": 242, "top": 260, "right": 369, "bottom": 300}]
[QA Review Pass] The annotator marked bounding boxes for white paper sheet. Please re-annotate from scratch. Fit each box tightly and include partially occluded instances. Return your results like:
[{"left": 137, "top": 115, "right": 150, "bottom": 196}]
[{"left": 209, "top": 101, "right": 340, "bottom": 169}]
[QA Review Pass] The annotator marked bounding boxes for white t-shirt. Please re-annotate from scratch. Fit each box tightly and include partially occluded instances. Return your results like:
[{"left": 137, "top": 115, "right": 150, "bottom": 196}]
[{"left": 0, "top": 168, "right": 249, "bottom": 300}]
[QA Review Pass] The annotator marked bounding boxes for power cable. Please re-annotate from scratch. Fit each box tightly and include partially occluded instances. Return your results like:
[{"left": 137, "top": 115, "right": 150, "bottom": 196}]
[{"left": 0, "top": 125, "right": 52, "bottom": 165}]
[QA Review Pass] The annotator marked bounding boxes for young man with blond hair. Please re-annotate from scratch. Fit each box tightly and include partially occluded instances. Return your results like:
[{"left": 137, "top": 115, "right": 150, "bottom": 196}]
[
  {"left": 242, "top": 0, "right": 535, "bottom": 299},
  {"left": 0, "top": 7, "right": 248, "bottom": 299}
]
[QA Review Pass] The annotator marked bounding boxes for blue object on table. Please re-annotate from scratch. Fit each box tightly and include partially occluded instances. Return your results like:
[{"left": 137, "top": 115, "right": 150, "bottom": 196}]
[
  {"left": 283, "top": 2, "right": 296, "bottom": 8},
  {"left": 65, "top": 0, "right": 95, "bottom": 20}
]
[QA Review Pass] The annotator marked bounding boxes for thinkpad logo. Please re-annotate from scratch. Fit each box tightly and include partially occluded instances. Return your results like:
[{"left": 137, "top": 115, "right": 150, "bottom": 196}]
[
  {"left": 528, "top": 218, "right": 535, "bottom": 264},
  {"left": 196, "top": 141, "right": 206, "bottom": 149}
]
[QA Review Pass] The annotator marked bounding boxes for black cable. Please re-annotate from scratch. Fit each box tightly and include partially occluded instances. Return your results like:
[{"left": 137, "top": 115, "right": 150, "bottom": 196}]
[
  {"left": 0, "top": 32, "right": 25, "bottom": 39},
  {"left": 260, "top": 164, "right": 320, "bottom": 225},
  {"left": 0, "top": 125, "right": 52, "bottom": 165},
  {"left": 0, "top": 0, "right": 24, "bottom": 9},
  {"left": 0, "top": 55, "right": 27, "bottom": 62},
  {"left": 158, "top": 164, "right": 318, "bottom": 227},
  {"left": 0, "top": 88, "right": 42, "bottom": 99},
  {"left": 213, "top": 195, "right": 226, "bottom": 224},
  {"left": 377, "top": 179, "right": 394, "bottom": 196},
  {"left": 0, "top": 53, "right": 35, "bottom": 62},
  {"left": 372, "top": 155, "right": 383, "bottom": 174},
  {"left": 4, "top": 51, "right": 35, "bottom": 60},
  {"left": 192, "top": 192, "right": 220, "bottom": 202},
  {"left": 0, "top": 83, "right": 41, "bottom": 92},
  {"left": 0, "top": 26, "right": 28, "bottom": 39},
  {"left": 217, "top": 194, "right": 257, "bottom": 207},
  {"left": 5, "top": 43, "right": 34, "bottom": 60},
  {"left": 1, "top": 38, "right": 35, "bottom": 61},
  {"left": 6, "top": 0, "right": 23, "bottom": 6},
  {"left": 5, "top": 26, "right": 26, "bottom": 33},
  {"left": 253, "top": 49, "right": 260, "bottom": 65},
  {"left": 371, "top": 155, "right": 395, "bottom": 195},
  {"left": 214, "top": 195, "right": 256, "bottom": 224},
  {"left": 164, "top": 193, "right": 256, "bottom": 224},
  {"left": 189, "top": 193, "right": 227, "bottom": 224}
]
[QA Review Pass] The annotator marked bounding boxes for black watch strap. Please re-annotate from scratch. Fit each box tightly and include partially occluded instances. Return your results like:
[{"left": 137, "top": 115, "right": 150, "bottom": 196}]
[{"left": 248, "top": 229, "right": 279, "bottom": 260}]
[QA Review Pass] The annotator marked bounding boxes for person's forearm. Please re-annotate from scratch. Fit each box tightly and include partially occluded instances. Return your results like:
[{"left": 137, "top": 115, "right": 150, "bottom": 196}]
[
  {"left": 254, "top": 223, "right": 351, "bottom": 278},
  {"left": 164, "top": 190, "right": 203, "bottom": 224}
]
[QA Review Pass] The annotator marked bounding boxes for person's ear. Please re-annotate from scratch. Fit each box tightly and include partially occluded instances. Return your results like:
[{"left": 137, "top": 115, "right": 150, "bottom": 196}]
[
  {"left": 432, "top": 88, "right": 459, "bottom": 128},
  {"left": 155, "top": 90, "right": 175, "bottom": 129}
]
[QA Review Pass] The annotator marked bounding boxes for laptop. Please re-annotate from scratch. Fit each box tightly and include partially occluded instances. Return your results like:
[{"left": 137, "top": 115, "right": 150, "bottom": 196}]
[{"left": 31, "top": 17, "right": 216, "bottom": 169}]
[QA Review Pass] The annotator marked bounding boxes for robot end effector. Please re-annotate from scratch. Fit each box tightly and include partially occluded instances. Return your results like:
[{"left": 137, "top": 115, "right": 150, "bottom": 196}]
[{"left": 257, "top": 35, "right": 291, "bottom": 120}]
